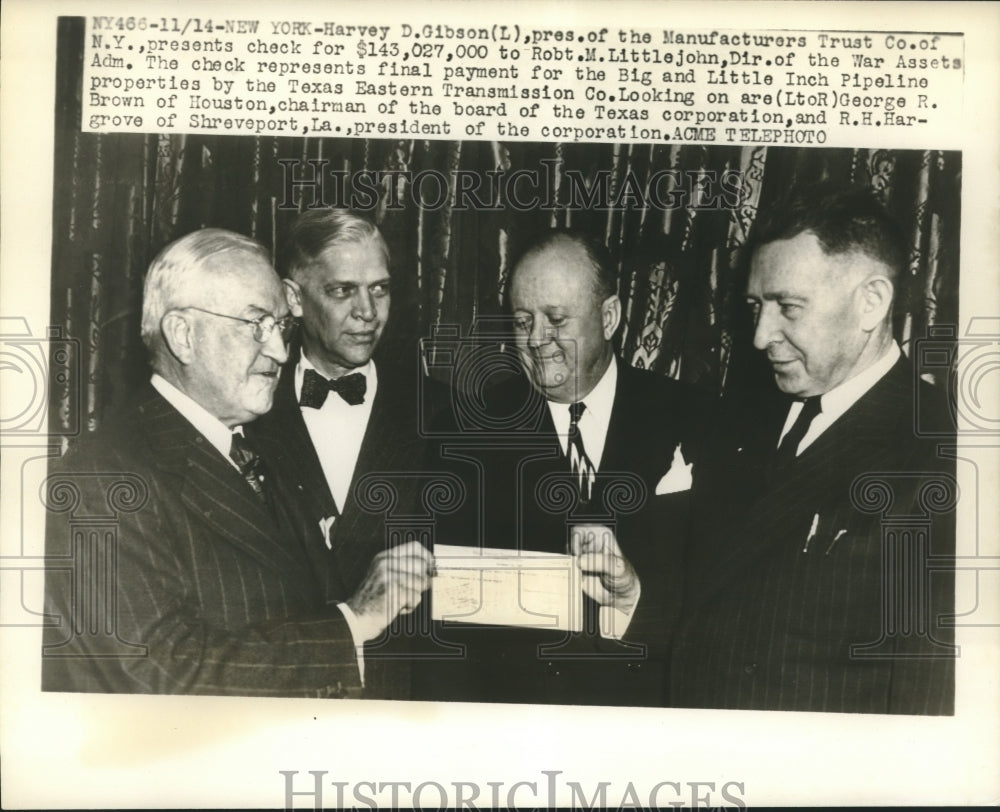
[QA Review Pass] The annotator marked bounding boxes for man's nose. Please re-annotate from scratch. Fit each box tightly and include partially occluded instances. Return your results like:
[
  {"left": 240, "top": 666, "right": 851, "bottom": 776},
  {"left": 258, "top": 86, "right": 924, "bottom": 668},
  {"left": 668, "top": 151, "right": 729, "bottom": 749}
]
[
  {"left": 352, "top": 290, "right": 376, "bottom": 321},
  {"left": 752, "top": 306, "right": 780, "bottom": 351},
  {"left": 527, "top": 319, "right": 551, "bottom": 348},
  {"left": 262, "top": 324, "right": 289, "bottom": 364}
]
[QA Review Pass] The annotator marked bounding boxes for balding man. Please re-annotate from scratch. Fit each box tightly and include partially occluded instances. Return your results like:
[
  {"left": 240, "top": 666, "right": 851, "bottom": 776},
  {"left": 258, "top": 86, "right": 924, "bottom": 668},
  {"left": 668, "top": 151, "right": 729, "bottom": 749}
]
[
  {"left": 418, "top": 229, "right": 705, "bottom": 706},
  {"left": 671, "top": 184, "right": 956, "bottom": 714},
  {"left": 42, "top": 228, "right": 433, "bottom": 697}
]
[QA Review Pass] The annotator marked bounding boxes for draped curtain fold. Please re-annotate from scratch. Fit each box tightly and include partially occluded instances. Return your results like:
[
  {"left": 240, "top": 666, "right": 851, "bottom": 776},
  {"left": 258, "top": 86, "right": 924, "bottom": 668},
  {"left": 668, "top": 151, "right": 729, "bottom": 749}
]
[{"left": 50, "top": 19, "right": 960, "bottom": 436}]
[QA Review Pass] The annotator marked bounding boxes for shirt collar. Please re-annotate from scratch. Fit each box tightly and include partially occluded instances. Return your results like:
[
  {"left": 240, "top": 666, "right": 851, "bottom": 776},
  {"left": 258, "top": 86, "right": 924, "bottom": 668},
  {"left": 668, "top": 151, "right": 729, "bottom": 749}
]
[
  {"left": 545, "top": 355, "right": 618, "bottom": 469},
  {"left": 818, "top": 341, "right": 901, "bottom": 418},
  {"left": 578, "top": 354, "right": 618, "bottom": 422},
  {"left": 546, "top": 355, "right": 618, "bottom": 428},
  {"left": 150, "top": 373, "right": 237, "bottom": 463}
]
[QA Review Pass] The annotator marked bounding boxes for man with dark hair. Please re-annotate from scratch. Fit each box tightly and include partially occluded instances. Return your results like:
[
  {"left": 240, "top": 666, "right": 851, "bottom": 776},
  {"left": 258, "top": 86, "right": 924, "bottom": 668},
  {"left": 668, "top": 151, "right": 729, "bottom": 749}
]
[
  {"left": 249, "top": 209, "right": 446, "bottom": 699},
  {"left": 751, "top": 183, "right": 907, "bottom": 277},
  {"left": 669, "top": 183, "right": 955, "bottom": 714},
  {"left": 418, "top": 228, "right": 705, "bottom": 706},
  {"left": 42, "top": 228, "right": 434, "bottom": 696}
]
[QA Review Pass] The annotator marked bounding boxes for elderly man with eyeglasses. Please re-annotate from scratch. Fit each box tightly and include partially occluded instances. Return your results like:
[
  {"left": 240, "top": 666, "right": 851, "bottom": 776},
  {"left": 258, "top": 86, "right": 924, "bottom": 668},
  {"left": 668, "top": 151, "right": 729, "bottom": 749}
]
[{"left": 42, "top": 228, "right": 434, "bottom": 698}]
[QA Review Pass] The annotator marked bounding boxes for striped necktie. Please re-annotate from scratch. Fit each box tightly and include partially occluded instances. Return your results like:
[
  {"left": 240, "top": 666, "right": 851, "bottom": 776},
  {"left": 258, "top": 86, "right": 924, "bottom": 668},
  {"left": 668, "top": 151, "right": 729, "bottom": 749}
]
[
  {"left": 229, "top": 431, "right": 268, "bottom": 503},
  {"left": 568, "top": 402, "right": 597, "bottom": 502}
]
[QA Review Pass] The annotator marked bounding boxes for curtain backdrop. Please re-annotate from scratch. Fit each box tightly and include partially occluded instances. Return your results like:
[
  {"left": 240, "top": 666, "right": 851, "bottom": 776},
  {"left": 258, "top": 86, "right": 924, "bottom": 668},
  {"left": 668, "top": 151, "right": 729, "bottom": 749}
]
[{"left": 50, "top": 19, "right": 961, "bottom": 437}]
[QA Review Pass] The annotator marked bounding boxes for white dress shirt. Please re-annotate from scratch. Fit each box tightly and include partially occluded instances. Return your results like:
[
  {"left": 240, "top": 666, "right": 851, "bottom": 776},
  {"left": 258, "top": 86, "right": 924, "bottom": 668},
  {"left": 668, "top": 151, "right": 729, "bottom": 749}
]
[
  {"left": 547, "top": 354, "right": 618, "bottom": 467},
  {"left": 778, "top": 341, "right": 902, "bottom": 455},
  {"left": 294, "top": 354, "right": 379, "bottom": 684},
  {"left": 544, "top": 356, "right": 637, "bottom": 639},
  {"left": 295, "top": 353, "right": 377, "bottom": 512}
]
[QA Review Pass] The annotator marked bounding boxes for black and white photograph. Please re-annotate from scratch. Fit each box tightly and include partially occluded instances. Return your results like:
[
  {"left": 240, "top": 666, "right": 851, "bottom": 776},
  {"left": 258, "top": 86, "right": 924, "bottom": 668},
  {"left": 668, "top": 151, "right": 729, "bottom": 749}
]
[{"left": 2, "top": 1, "right": 998, "bottom": 808}]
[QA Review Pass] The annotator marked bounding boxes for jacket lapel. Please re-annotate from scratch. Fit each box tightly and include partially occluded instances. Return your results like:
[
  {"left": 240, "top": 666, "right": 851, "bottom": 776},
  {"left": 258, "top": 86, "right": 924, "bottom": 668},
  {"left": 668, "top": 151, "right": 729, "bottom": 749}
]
[
  {"left": 249, "top": 354, "right": 349, "bottom": 600},
  {"left": 694, "top": 358, "right": 913, "bottom": 603},
  {"left": 136, "top": 386, "right": 310, "bottom": 578},
  {"left": 602, "top": 365, "right": 680, "bottom": 479},
  {"left": 332, "top": 370, "right": 422, "bottom": 589}
]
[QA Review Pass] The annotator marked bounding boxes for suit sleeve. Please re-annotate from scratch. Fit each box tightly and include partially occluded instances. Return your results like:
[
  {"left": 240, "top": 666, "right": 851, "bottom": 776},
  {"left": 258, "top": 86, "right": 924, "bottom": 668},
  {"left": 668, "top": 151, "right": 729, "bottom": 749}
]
[{"left": 42, "top": 458, "right": 363, "bottom": 698}]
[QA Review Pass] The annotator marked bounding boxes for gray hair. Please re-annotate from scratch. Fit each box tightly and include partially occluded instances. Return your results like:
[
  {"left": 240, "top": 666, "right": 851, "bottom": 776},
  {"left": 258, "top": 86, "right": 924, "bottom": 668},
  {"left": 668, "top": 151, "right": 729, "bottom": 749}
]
[
  {"left": 281, "top": 209, "right": 389, "bottom": 282},
  {"left": 140, "top": 228, "right": 270, "bottom": 354}
]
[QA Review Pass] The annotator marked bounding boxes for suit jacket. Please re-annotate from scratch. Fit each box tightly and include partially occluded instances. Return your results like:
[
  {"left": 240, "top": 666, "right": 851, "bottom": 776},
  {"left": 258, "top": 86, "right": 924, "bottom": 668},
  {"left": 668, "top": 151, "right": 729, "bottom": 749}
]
[
  {"left": 248, "top": 345, "right": 449, "bottom": 698},
  {"left": 414, "top": 361, "right": 708, "bottom": 706},
  {"left": 670, "top": 358, "right": 956, "bottom": 714},
  {"left": 42, "top": 385, "right": 361, "bottom": 697}
]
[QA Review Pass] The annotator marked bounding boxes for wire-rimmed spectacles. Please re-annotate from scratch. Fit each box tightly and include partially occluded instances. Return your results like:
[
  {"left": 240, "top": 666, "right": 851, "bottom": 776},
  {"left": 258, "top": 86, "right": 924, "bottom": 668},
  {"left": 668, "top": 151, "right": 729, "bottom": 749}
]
[{"left": 182, "top": 306, "right": 297, "bottom": 344}]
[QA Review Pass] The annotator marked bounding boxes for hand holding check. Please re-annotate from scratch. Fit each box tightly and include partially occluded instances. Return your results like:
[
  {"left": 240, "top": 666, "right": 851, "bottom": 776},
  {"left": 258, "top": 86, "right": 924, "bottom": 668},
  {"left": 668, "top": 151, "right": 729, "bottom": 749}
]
[
  {"left": 346, "top": 540, "right": 436, "bottom": 643},
  {"left": 569, "top": 524, "right": 641, "bottom": 616}
]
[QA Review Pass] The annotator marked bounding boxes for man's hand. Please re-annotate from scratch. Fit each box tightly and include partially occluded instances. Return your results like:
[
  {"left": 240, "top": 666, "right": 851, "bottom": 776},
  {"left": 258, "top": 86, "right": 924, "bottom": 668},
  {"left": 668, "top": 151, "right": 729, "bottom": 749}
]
[
  {"left": 346, "top": 541, "right": 435, "bottom": 643},
  {"left": 569, "top": 524, "right": 641, "bottom": 615}
]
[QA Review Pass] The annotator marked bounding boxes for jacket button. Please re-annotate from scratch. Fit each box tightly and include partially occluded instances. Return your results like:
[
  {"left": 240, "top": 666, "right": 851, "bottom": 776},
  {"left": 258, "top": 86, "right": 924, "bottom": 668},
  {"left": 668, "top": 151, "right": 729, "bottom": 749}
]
[{"left": 743, "top": 663, "right": 757, "bottom": 674}]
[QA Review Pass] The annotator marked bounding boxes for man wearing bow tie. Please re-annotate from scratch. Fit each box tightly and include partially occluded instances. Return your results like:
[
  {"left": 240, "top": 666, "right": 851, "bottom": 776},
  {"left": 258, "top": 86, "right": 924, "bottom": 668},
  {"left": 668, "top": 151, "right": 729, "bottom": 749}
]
[
  {"left": 282, "top": 210, "right": 391, "bottom": 530},
  {"left": 42, "top": 229, "right": 433, "bottom": 696},
  {"left": 670, "top": 184, "right": 956, "bottom": 714},
  {"left": 249, "top": 209, "right": 444, "bottom": 698}
]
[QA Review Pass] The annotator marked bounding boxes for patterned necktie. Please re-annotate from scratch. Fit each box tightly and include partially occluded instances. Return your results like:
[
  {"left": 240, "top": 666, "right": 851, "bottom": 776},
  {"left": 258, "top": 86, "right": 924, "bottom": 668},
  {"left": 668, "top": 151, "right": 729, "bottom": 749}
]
[
  {"left": 300, "top": 368, "right": 367, "bottom": 408},
  {"left": 568, "top": 402, "right": 597, "bottom": 502},
  {"left": 228, "top": 431, "right": 267, "bottom": 503},
  {"left": 774, "top": 396, "right": 823, "bottom": 467}
]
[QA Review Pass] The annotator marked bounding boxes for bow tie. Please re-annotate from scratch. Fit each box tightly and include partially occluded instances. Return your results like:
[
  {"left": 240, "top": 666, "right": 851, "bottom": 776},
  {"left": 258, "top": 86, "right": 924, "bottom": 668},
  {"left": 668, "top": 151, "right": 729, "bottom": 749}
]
[{"left": 300, "top": 368, "right": 367, "bottom": 408}]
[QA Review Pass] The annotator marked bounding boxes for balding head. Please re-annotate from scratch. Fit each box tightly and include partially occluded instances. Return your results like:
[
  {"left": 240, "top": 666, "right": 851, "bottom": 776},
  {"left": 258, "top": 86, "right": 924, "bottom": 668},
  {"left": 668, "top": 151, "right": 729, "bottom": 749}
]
[{"left": 509, "top": 230, "right": 621, "bottom": 403}]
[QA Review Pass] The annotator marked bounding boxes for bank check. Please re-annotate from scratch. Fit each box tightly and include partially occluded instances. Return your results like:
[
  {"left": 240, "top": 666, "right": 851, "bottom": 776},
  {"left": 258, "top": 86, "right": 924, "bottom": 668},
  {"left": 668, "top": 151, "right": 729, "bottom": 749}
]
[{"left": 431, "top": 544, "right": 583, "bottom": 632}]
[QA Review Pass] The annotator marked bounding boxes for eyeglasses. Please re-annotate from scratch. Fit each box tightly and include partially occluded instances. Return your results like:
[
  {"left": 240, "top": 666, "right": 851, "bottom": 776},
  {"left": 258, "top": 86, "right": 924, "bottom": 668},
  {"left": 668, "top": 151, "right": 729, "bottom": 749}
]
[{"left": 182, "top": 306, "right": 297, "bottom": 344}]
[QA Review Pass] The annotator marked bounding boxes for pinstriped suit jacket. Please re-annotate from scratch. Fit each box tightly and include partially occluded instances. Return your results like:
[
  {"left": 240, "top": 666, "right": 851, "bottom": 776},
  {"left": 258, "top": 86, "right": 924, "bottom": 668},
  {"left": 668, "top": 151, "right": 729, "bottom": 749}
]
[
  {"left": 670, "top": 358, "right": 955, "bottom": 714},
  {"left": 42, "top": 385, "right": 362, "bottom": 698}
]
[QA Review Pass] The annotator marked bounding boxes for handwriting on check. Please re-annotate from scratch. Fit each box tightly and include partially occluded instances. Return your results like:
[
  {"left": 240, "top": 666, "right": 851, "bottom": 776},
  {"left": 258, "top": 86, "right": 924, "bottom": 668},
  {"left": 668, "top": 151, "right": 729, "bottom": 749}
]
[{"left": 432, "top": 545, "right": 583, "bottom": 632}]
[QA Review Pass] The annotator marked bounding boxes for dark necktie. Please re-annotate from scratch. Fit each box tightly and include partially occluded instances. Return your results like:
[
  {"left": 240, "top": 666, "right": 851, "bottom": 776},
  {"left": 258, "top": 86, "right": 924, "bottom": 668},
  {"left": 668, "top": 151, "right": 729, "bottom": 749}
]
[
  {"left": 774, "top": 396, "right": 823, "bottom": 467},
  {"left": 229, "top": 431, "right": 267, "bottom": 503},
  {"left": 568, "top": 402, "right": 597, "bottom": 502},
  {"left": 299, "top": 368, "right": 367, "bottom": 408}
]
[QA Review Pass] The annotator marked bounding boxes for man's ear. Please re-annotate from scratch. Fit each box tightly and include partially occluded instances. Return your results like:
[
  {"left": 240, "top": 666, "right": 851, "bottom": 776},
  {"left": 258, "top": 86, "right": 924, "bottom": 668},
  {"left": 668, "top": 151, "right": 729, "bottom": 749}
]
[
  {"left": 601, "top": 294, "right": 622, "bottom": 341},
  {"left": 284, "top": 278, "right": 303, "bottom": 317},
  {"left": 160, "top": 311, "right": 196, "bottom": 365},
  {"left": 858, "top": 273, "right": 894, "bottom": 331}
]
